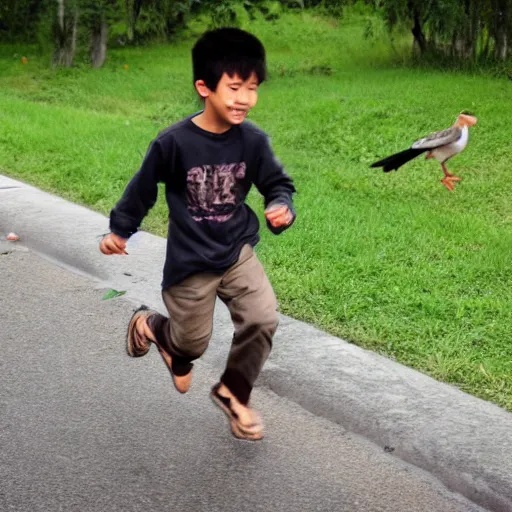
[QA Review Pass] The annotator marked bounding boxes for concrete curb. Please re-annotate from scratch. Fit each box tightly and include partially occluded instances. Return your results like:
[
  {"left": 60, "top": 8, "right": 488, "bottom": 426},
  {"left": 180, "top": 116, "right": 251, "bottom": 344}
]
[{"left": 1, "top": 174, "right": 511, "bottom": 511}]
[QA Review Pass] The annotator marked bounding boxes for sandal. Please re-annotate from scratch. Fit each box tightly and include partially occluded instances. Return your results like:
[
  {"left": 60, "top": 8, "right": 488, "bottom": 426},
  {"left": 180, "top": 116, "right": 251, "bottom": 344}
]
[
  {"left": 126, "top": 305, "right": 192, "bottom": 394},
  {"left": 126, "top": 305, "right": 152, "bottom": 357},
  {"left": 210, "top": 383, "right": 264, "bottom": 441}
]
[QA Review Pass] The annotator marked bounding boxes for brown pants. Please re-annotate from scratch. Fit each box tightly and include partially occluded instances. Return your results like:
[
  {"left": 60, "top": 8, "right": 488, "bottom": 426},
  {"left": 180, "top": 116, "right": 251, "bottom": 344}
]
[{"left": 148, "top": 245, "right": 278, "bottom": 404}]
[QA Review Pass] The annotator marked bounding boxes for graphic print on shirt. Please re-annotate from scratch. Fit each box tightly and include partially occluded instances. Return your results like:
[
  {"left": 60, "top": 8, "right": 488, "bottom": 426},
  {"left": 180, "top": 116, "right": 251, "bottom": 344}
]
[{"left": 186, "top": 162, "right": 246, "bottom": 222}]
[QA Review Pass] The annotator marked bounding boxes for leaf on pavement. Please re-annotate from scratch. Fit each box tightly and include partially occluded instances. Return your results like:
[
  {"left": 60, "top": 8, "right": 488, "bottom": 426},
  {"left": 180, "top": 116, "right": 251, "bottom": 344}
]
[{"left": 102, "top": 289, "right": 126, "bottom": 300}]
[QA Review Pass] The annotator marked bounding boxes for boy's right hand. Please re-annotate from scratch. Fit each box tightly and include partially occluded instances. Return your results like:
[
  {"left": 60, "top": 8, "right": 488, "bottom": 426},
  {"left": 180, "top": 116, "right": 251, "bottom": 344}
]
[
  {"left": 264, "top": 204, "right": 294, "bottom": 228},
  {"left": 99, "top": 232, "right": 128, "bottom": 255}
]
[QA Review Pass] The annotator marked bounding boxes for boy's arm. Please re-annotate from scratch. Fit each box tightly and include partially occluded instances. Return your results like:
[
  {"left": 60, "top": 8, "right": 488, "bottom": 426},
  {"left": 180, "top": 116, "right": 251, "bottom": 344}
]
[
  {"left": 109, "top": 139, "right": 165, "bottom": 239},
  {"left": 254, "top": 135, "right": 296, "bottom": 234}
]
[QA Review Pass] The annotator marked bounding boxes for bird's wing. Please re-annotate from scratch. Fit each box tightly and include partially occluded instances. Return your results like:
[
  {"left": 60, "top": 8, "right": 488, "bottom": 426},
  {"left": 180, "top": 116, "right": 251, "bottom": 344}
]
[{"left": 411, "top": 126, "right": 462, "bottom": 150}]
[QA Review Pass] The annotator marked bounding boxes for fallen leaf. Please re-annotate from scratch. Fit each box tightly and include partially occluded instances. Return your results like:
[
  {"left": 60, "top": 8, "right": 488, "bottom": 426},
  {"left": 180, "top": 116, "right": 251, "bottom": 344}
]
[{"left": 102, "top": 288, "right": 126, "bottom": 300}]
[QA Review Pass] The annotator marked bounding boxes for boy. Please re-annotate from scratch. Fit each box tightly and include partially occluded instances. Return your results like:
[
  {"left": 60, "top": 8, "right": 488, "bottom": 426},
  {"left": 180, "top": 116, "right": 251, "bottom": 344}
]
[{"left": 99, "top": 27, "right": 296, "bottom": 441}]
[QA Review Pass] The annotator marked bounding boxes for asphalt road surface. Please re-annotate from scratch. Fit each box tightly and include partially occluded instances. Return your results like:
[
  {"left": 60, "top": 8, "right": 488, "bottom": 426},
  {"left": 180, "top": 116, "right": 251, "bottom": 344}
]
[{"left": 0, "top": 247, "right": 485, "bottom": 512}]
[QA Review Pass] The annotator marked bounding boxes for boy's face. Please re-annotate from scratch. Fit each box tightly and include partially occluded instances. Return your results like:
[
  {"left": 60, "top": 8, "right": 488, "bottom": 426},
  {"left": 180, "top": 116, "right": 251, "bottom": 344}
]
[{"left": 196, "top": 72, "right": 259, "bottom": 127}]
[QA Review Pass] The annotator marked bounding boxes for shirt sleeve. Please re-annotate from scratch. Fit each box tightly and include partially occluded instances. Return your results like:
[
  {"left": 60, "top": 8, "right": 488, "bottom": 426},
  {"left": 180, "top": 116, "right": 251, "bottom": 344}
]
[
  {"left": 109, "top": 139, "right": 166, "bottom": 239},
  {"left": 254, "top": 134, "right": 297, "bottom": 235}
]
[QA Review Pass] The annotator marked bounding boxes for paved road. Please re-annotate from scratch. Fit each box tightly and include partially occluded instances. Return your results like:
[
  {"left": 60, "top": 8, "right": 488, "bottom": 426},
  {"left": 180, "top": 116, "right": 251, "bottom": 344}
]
[
  {"left": 3, "top": 175, "right": 512, "bottom": 511},
  {"left": 0, "top": 246, "right": 485, "bottom": 512}
]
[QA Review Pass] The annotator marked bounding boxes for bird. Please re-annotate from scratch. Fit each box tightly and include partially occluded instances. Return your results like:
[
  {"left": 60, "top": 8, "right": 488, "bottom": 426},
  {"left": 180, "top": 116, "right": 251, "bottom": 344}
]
[{"left": 370, "top": 112, "right": 477, "bottom": 191}]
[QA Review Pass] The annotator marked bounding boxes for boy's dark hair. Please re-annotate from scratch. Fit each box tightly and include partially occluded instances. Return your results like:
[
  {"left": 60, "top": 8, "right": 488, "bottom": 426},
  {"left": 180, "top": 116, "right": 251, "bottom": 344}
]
[{"left": 192, "top": 27, "right": 267, "bottom": 91}]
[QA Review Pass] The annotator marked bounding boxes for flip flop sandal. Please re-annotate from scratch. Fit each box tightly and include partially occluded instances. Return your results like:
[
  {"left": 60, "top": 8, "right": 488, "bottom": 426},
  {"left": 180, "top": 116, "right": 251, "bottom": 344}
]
[
  {"left": 127, "top": 306, "right": 192, "bottom": 393},
  {"left": 210, "top": 383, "right": 264, "bottom": 441},
  {"left": 126, "top": 305, "right": 152, "bottom": 357}
]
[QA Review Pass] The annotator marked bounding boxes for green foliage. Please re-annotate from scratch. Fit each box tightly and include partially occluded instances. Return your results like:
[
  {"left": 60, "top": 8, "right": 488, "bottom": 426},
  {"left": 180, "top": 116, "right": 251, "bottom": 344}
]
[
  {"left": 204, "top": 0, "right": 248, "bottom": 27},
  {"left": 367, "top": 0, "right": 512, "bottom": 61},
  {"left": 109, "top": 20, "right": 129, "bottom": 43},
  {"left": 0, "top": 0, "right": 43, "bottom": 42},
  {"left": 280, "top": 0, "right": 304, "bottom": 8},
  {"left": 127, "top": 0, "right": 199, "bottom": 42},
  {"left": 292, "top": 0, "right": 346, "bottom": 16},
  {"left": 132, "top": 4, "right": 168, "bottom": 40},
  {"left": 195, "top": 0, "right": 283, "bottom": 29},
  {"left": 0, "top": 0, "right": 198, "bottom": 65},
  {"left": 4, "top": 0, "right": 511, "bottom": 66},
  {"left": 34, "top": 3, "right": 57, "bottom": 57},
  {"left": 79, "top": 0, "right": 118, "bottom": 30},
  {"left": 258, "top": 1, "right": 283, "bottom": 20}
]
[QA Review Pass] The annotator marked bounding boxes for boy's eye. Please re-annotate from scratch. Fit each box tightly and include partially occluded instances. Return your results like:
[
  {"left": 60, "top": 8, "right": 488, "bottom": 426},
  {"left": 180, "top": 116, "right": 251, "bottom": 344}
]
[{"left": 229, "top": 86, "right": 239, "bottom": 91}]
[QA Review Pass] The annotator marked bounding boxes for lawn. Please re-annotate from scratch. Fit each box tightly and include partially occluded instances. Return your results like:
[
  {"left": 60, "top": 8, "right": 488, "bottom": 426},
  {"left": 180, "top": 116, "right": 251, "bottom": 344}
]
[{"left": 1, "top": 11, "right": 511, "bottom": 410}]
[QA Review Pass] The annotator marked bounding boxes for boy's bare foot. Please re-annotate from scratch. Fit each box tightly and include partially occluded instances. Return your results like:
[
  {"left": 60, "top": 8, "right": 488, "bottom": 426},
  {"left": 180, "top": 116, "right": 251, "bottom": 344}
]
[
  {"left": 126, "top": 306, "right": 192, "bottom": 393},
  {"left": 210, "top": 383, "right": 264, "bottom": 441}
]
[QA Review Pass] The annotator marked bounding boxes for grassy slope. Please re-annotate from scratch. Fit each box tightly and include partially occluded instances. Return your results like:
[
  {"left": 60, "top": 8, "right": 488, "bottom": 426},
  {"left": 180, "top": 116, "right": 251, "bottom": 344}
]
[{"left": 1, "top": 12, "right": 511, "bottom": 409}]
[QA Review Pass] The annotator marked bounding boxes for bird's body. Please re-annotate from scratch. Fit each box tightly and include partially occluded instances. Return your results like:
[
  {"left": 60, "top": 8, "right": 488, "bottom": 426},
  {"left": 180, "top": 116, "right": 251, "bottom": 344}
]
[
  {"left": 424, "top": 125, "right": 469, "bottom": 163},
  {"left": 371, "top": 113, "right": 477, "bottom": 191}
]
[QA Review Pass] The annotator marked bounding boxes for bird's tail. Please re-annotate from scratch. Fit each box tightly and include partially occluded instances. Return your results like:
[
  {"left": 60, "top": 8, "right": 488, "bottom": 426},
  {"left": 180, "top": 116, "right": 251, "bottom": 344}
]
[{"left": 370, "top": 148, "right": 426, "bottom": 173}]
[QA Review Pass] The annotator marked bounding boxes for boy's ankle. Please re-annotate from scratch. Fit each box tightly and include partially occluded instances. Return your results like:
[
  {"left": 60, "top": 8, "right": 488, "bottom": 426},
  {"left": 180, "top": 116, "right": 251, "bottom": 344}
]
[
  {"left": 217, "top": 383, "right": 252, "bottom": 412},
  {"left": 217, "top": 383, "right": 238, "bottom": 400}
]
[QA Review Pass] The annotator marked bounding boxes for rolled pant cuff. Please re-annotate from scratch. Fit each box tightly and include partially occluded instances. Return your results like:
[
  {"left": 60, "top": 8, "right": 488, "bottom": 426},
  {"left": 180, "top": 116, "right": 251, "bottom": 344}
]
[{"left": 220, "top": 368, "right": 252, "bottom": 405}]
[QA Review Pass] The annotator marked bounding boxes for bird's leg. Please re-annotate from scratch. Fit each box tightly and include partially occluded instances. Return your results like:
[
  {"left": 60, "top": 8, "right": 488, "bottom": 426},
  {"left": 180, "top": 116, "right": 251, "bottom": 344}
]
[{"left": 440, "top": 162, "right": 461, "bottom": 191}]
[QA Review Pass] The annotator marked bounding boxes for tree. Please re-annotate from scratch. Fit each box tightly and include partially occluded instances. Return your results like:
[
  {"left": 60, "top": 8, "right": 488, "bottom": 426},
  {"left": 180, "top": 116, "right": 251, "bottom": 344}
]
[
  {"left": 0, "top": 0, "right": 47, "bottom": 42},
  {"left": 89, "top": 9, "right": 108, "bottom": 67},
  {"left": 126, "top": 0, "right": 144, "bottom": 42},
  {"left": 82, "top": 0, "right": 118, "bottom": 67},
  {"left": 3, "top": 0, "right": 510, "bottom": 66},
  {"left": 366, "top": 0, "right": 511, "bottom": 61},
  {"left": 53, "top": 0, "right": 79, "bottom": 67}
]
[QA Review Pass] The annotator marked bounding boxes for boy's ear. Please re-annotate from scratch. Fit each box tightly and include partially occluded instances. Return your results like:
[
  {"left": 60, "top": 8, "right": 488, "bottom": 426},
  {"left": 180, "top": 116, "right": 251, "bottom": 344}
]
[{"left": 194, "top": 80, "right": 210, "bottom": 99}]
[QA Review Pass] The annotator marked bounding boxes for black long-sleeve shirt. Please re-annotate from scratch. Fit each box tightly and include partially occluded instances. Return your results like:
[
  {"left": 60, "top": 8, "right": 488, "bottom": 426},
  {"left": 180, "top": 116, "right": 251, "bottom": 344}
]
[{"left": 110, "top": 114, "right": 296, "bottom": 288}]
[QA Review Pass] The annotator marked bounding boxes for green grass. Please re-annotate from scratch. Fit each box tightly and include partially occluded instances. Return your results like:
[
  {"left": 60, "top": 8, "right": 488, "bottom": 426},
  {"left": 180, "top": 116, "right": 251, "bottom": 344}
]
[{"left": 1, "top": 11, "right": 512, "bottom": 410}]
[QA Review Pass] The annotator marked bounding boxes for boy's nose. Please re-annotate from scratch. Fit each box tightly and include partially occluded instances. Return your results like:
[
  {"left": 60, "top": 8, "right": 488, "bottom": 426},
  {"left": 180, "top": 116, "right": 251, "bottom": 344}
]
[{"left": 237, "top": 89, "right": 250, "bottom": 105}]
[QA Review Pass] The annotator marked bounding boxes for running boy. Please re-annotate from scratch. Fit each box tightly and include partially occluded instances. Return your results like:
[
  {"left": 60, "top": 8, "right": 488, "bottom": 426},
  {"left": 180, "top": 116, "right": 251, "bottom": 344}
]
[{"left": 99, "top": 28, "right": 296, "bottom": 441}]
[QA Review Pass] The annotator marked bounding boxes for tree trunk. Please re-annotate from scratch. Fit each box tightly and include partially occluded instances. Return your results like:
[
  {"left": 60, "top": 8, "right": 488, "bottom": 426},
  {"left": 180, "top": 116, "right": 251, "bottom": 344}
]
[
  {"left": 450, "top": 30, "right": 457, "bottom": 57},
  {"left": 411, "top": 13, "right": 427, "bottom": 53},
  {"left": 126, "top": 0, "right": 144, "bottom": 42},
  {"left": 480, "top": 25, "right": 490, "bottom": 58},
  {"left": 90, "top": 14, "right": 108, "bottom": 67},
  {"left": 495, "top": 24, "right": 507, "bottom": 59},
  {"left": 53, "top": 0, "right": 79, "bottom": 67},
  {"left": 58, "top": 0, "right": 65, "bottom": 32},
  {"left": 406, "top": 0, "right": 428, "bottom": 53},
  {"left": 492, "top": 0, "right": 510, "bottom": 60},
  {"left": 499, "top": 32, "right": 508, "bottom": 59}
]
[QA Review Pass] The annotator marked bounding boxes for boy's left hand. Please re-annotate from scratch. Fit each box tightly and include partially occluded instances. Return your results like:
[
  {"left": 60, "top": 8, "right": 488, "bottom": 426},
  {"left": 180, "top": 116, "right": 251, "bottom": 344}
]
[{"left": 265, "top": 204, "right": 294, "bottom": 228}]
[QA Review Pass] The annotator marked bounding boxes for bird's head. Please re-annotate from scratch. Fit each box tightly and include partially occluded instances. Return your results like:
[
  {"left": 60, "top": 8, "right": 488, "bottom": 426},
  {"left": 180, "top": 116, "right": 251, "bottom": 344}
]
[{"left": 456, "top": 111, "right": 477, "bottom": 127}]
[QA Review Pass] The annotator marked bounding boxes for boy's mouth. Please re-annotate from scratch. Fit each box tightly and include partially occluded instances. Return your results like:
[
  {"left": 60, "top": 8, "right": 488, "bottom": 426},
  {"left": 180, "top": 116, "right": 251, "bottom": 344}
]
[{"left": 228, "top": 107, "right": 248, "bottom": 122}]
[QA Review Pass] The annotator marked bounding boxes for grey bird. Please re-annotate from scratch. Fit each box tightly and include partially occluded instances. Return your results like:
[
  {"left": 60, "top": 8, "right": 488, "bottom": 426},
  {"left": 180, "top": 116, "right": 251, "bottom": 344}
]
[{"left": 371, "top": 112, "right": 477, "bottom": 191}]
